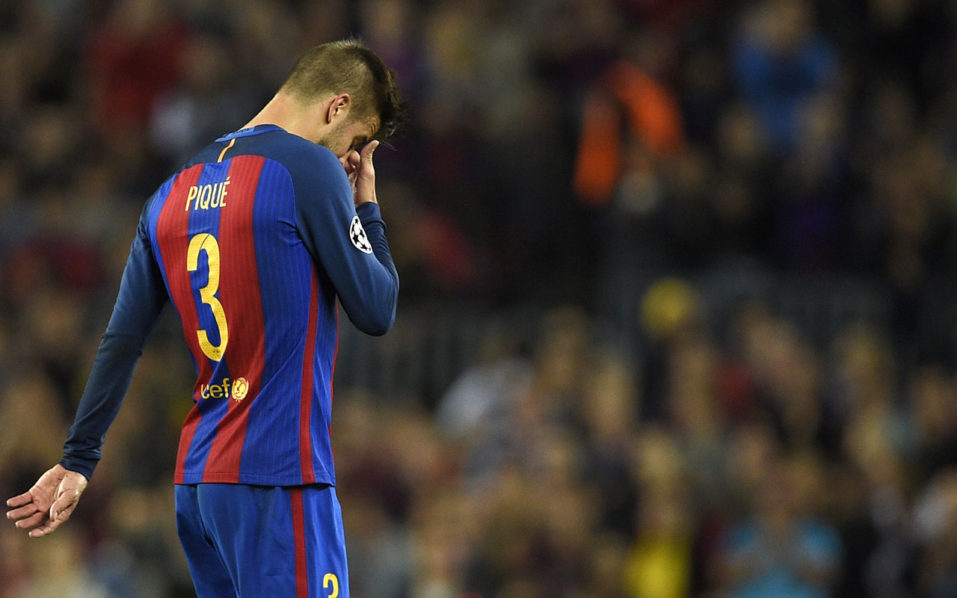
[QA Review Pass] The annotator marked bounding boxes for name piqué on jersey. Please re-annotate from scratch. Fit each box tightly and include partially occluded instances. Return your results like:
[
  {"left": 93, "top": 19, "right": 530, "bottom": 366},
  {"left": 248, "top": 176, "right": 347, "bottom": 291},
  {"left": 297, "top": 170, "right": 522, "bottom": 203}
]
[{"left": 185, "top": 177, "right": 230, "bottom": 211}]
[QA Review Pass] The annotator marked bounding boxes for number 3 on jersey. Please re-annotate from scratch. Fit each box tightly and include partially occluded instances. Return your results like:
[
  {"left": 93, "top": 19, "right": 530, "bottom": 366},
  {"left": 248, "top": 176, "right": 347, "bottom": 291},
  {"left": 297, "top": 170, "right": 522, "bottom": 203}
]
[{"left": 187, "top": 233, "right": 229, "bottom": 361}]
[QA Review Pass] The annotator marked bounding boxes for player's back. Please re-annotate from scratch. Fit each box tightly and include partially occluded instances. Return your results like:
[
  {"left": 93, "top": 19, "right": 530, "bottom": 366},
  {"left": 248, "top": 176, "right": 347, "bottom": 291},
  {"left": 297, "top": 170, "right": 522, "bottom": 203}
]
[{"left": 145, "top": 125, "right": 344, "bottom": 487}]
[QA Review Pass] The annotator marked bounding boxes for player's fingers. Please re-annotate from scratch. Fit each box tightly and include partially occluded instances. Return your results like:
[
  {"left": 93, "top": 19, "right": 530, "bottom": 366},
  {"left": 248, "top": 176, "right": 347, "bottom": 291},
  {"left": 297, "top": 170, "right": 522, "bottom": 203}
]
[
  {"left": 6, "top": 492, "right": 34, "bottom": 508},
  {"left": 50, "top": 491, "right": 82, "bottom": 522},
  {"left": 339, "top": 152, "right": 355, "bottom": 173},
  {"left": 342, "top": 151, "right": 361, "bottom": 180},
  {"left": 12, "top": 510, "right": 47, "bottom": 531},
  {"left": 358, "top": 141, "right": 378, "bottom": 181},
  {"left": 361, "top": 140, "right": 379, "bottom": 163},
  {"left": 42, "top": 501, "right": 78, "bottom": 534},
  {"left": 28, "top": 520, "right": 59, "bottom": 538},
  {"left": 6, "top": 502, "right": 41, "bottom": 522}
]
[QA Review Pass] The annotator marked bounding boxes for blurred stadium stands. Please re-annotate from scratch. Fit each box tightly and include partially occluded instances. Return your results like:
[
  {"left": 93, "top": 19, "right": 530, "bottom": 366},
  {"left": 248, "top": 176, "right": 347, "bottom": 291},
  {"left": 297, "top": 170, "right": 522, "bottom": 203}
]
[{"left": 3, "top": 0, "right": 957, "bottom": 596}]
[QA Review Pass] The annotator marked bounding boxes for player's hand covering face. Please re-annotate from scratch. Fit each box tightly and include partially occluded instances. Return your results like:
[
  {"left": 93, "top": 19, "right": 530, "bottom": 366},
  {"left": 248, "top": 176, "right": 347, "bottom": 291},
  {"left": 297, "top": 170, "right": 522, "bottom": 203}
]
[
  {"left": 6, "top": 464, "right": 89, "bottom": 538},
  {"left": 340, "top": 139, "right": 380, "bottom": 207}
]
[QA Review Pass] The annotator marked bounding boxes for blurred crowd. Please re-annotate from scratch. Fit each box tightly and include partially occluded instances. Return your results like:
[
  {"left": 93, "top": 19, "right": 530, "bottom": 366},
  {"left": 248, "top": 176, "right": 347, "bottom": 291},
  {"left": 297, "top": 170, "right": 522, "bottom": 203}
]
[{"left": 3, "top": 0, "right": 957, "bottom": 596}]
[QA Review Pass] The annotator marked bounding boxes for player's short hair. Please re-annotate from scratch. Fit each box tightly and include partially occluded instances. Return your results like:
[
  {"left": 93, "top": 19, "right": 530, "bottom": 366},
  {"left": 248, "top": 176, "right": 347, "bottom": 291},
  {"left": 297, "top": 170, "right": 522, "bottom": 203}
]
[{"left": 280, "top": 39, "right": 404, "bottom": 139}]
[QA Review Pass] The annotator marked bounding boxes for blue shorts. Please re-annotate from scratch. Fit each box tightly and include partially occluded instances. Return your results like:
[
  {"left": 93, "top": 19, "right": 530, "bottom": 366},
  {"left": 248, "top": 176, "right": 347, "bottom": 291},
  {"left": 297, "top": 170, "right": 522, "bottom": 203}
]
[{"left": 174, "top": 484, "right": 349, "bottom": 598}]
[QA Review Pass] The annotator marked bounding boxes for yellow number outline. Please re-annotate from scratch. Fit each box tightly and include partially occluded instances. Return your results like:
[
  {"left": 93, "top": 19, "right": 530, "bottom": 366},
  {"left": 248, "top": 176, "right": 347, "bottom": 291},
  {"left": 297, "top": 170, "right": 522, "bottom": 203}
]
[
  {"left": 323, "top": 573, "right": 339, "bottom": 598},
  {"left": 187, "top": 233, "right": 229, "bottom": 361}
]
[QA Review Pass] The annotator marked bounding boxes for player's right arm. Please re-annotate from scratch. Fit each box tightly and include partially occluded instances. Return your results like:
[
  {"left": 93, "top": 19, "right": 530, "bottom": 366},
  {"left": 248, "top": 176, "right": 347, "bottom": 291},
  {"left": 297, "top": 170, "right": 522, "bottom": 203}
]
[
  {"left": 295, "top": 142, "right": 399, "bottom": 336},
  {"left": 6, "top": 201, "right": 169, "bottom": 537}
]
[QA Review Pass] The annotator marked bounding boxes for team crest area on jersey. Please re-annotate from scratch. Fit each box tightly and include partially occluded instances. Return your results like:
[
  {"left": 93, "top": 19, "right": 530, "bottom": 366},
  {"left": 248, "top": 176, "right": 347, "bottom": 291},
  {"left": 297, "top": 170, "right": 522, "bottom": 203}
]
[{"left": 350, "top": 216, "right": 373, "bottom": 254}]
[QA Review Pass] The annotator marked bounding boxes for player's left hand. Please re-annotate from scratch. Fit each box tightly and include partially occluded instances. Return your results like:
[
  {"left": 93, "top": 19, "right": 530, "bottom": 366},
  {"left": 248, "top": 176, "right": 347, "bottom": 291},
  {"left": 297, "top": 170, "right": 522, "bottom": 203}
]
[
  {"left": 339, "top": 140, "right": 379, "bottom": 207},
  {"left": 5, "top": 464, "right": 88, "bottom": 538}
]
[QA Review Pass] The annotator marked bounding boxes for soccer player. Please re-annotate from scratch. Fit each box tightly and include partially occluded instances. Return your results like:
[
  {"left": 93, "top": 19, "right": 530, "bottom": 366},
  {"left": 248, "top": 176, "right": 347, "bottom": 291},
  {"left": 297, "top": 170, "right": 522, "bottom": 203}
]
[{"left": 6, "top": 39, "right": 402, "bottom": 598}]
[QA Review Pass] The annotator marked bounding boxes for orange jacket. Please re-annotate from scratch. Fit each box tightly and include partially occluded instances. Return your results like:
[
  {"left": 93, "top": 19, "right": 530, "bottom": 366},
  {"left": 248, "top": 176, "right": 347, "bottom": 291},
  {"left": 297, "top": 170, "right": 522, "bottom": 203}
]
[{"left": 574, "top": 60, "right": 685, "bottom": 207}]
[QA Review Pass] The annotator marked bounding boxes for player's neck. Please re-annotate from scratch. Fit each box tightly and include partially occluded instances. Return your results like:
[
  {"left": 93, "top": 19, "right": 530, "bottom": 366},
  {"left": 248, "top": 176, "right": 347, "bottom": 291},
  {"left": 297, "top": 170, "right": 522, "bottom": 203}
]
[{"left": 243, "top": 93, "right": 323, "bottom": 143}]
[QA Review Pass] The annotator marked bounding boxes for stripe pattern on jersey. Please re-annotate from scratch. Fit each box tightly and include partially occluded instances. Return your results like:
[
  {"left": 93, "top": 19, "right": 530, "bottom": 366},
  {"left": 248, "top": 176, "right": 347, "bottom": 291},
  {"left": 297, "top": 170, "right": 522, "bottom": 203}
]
[{"left": 150, "top": 153, "right": 333, "bottom": 486}]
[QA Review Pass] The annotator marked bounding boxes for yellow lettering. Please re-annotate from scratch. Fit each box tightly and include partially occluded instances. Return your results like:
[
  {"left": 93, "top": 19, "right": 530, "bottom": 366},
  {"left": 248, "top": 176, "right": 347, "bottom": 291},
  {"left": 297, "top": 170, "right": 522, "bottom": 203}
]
[
  {"left": 198, "top": 379, "right": 237, "bottom": 400},
  {"left": 186, "top": 186, "right": 198, "bottom": 211},
  {"left": 185, "top": 178, "right": 230, "bottom": 211},
  {"left": 220, "top": 177, "right": 229, "bottom": 207},
  {"left": 323, "top": 574, "right": 339, "bottom": 598}
]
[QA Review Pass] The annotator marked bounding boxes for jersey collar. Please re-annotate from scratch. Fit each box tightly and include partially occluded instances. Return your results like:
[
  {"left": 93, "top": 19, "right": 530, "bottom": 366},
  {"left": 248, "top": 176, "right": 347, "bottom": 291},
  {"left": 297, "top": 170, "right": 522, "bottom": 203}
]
[{"left": 216, "top": 124, "right": 283, "bottom": 142}]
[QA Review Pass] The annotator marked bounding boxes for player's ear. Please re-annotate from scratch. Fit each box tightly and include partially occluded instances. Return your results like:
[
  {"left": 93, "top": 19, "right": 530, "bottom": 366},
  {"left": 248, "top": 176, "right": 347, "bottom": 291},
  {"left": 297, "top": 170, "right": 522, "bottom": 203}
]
[{"left": 326, "top": 93, "right": 351, "bottom": 123}]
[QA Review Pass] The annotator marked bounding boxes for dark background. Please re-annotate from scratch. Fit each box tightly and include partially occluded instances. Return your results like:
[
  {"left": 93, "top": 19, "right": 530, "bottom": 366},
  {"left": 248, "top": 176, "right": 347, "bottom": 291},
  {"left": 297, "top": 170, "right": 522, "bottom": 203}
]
[{"left": 2, "top": 0, "right": 957, "bottom": 596}]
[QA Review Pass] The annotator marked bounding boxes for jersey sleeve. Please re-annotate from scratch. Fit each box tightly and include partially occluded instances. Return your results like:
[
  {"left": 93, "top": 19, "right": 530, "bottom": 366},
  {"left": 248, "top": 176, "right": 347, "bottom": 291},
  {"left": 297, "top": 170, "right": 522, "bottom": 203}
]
[
  {"left": 293, "top": 148, "right": 399, "bottom": 335},
  {"left": 60, "top": 202, "right": 168, "bottom": 479}
]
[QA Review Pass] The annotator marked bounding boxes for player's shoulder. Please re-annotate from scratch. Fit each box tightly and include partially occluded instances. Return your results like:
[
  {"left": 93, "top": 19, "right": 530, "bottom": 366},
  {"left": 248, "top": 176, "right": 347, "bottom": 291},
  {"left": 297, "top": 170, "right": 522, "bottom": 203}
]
[
  {"left": 243, "top": 126, "right": 341, "bottom": 175},
  {"left": 169, "top": 126, "right": 347, "bottom": 205}
]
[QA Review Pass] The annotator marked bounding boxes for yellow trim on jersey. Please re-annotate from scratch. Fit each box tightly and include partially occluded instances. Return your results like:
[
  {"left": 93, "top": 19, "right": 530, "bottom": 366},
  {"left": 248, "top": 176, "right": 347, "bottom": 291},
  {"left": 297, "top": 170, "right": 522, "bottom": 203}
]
[{"left": 217, "top": 138, "right": 236, "bottom": 162}]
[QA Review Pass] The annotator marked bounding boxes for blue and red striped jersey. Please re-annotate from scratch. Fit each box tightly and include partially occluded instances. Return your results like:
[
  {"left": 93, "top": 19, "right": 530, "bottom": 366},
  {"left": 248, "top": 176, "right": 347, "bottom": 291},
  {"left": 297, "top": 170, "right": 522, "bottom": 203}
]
[{"left": 60, "top": 125, "right": 398, "bottom": 486}]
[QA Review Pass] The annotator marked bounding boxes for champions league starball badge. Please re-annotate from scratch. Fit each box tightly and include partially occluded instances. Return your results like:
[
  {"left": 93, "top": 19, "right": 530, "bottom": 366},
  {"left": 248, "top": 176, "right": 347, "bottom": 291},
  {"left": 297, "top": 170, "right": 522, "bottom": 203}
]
[{"left": 349, "top": 216, "right": 373, "bottom": 254}]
